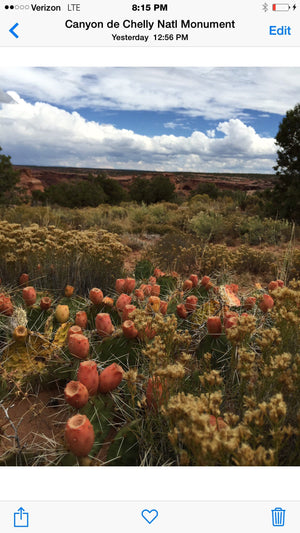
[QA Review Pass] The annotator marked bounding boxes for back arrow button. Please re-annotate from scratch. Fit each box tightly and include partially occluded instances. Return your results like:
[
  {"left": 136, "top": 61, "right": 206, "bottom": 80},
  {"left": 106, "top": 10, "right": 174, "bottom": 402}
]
[{"left": 9, "top": 23, "right": 19, "bottom": 38}]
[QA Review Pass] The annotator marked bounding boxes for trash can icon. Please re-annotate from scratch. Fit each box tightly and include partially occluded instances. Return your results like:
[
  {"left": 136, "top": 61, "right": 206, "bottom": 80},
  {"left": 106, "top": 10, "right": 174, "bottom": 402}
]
[{"left": 272, "top": 507, "right": 286, "bottom": 527}]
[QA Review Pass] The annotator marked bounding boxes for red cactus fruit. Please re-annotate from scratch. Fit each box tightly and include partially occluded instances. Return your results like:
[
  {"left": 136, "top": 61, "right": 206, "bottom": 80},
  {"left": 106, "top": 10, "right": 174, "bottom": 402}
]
[
  {"left": 207, "top": 316, "right": 222, "bottom": 336},
  {"left": 209, "top": 414, "right": 217, "bottom": 427},
  {"left": 64, "top": 381, "right": 89, "bottom": 409},
  {"left": 138, "top": 324, "right": 156, "bottom": 340},
  {"left": 13, "top": 325, "right": 28, "bottom": 344},
  {"left": 183, "top": 279, "right": 193, "bottom": 291},
  {"left": 65, "top": 285, "right": 74, "bottom": 297},
  {"left": 223, "top": 311, "right": 238, "bottom": 329},
  {"left": 122, "top": 320, "right": 138, "bottom": 339},
  {"left": 55, "top": 304, "right": 69, "bottom": 323},
  {"left": 122, "top": 304, "right": 136, "bottom": 322},
  {"left": 22, "top": 286, "right": 36, "bottom": 306},
  {"left": 77, "top": 361, "right": 98, "bottom": 396},
  {"left": 95, "top": 313, "right": 114, "bottom": 337},
  {"left": 116, "top": 293, "right": 132, "bottom": 313},
  {"left": 145, "top": 325, "right": 157, "bottom": 339},
  {"left": 185, "top": 295, "right": 198, "bottom": 312},
  {"left": 123, "top": 278, "right": 136, "bottom": 294},
  {"left": 244, "top": 296, "right": 256, "bottom": 310},
  {"left": 159, "top": 301, "right": 168, "bottom": 315},
  {"left": 102, "top": 296, "right": 114, "bottom": 308},
  {"left": 268, "top": 281, "right": 279, "bottom": 291},
  {"left": 115, "top": 278, "right": 125, "bottom": 294},
  {"left": 225, "top": 317, "right": 238, "bottom": 330},
  {"left": 276, "top": 279, "right": 284, "bottom": 288},
  {"left": 189, "top": 274, "right": 198, "bottom": 287},
  {"left": 40, "top": 296, "right": 52, "bottom": 310},
  {"left": 147, "top": 296, "right": 161, "bottom": 314},
  {"left": 201, "top": 276, "right": 211, "bottom": 287},
  {"left": 0, "top": 294, "right": 13, "bottom": 316},
  {"left": 5, "top": 300, "right": 14, "bottom": 316},
  {"left": 154, "top": 268, "right": 165, "bottom": 278},
  {"left": 75, "top": 311, "right": 88, "bottom": 329},
  {"left": 67, "top": 325, "right": 82, "bottom": 341},
  {"left": 146, "top": 377, "right": 163, "bottom": 410},
  {"left": 65, "top": 414, "right": 94, "bottom": 457},
  {"left": 98, "top": 363, "right": 123, "bottom": 394},
  {"left": 135, "top": 289, "right": 145, "bottom": 301},
  {"left": 19, "top": 273, "right": 29, "bottom": 286},
  {"left": 89, "top": 288, "right": 103, "bottom": 305},
  {"left": 143, "top": 285, "right": 152, "bottom": 297},
  {"left": 68, "top": 334, "right": 89, "bottom": 359},
  {"left": 151, "top": 284, "right": 161, "bottom": 297},
  {"left": 177, "top": 303, "right": 188, "bottom": 319},
  {"left": 225, "top": 283, "right": 239, "bottom": 295},
  {"left": 209, "top": 415, "right": 227, "bottom": 430},
  {"left": 148, "top": 276, "right": 157, "bottom": 285},
  {"left": 259, "top": 294, "right": 274, "bottom": 313}
]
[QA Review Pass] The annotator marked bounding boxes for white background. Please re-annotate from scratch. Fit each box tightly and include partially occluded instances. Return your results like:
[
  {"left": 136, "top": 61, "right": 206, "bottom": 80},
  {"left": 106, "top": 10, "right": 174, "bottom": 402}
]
[
  {"left": 1, "top": 47, "right": 300, "bottom": 66},
  {"left": 0, "top": 466, "right": 298, "bottom": 500}
]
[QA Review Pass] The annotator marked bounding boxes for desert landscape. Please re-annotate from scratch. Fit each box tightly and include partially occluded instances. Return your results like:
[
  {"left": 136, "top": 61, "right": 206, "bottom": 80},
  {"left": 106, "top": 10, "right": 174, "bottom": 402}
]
[
  {"left": 0, "top": 67, "right": 299, "bottom": 466},
  {"left": 14, "top": 165, "right": 276, "bottom": 198}
]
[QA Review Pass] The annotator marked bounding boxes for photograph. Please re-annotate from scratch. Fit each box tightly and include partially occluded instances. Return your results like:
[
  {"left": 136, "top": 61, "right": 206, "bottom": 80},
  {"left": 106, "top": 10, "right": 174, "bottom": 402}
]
[{"left": 0, "top": 66, "right": 299, "bottom": 466}]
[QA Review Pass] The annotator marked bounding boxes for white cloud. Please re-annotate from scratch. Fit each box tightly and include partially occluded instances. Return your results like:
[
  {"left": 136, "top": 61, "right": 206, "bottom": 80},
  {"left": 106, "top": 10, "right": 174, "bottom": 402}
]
[
  {"left": 164, "top": 122, "right": 178, "bottom": 129},
  {"left": 164, "top": 120, "right": 189, "bottom": 130},
  {"left": 0, "top": 67, "right": 299, "bottom": 119},
  {"left": 206, "top": 129, "right": 215, "bottom": 138},
  {"left": 0, "top": 95, "right": 276, "bottom": 172}
]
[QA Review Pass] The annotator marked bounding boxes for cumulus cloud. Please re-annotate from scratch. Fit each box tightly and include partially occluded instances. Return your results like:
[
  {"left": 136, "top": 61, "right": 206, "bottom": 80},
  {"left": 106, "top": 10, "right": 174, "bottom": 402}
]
[
  {"left": 0, "top": 67, "right": 300, "bottom": 119},
  {"left": 0, "top": 94, "right": 276, "bottom": 172}
]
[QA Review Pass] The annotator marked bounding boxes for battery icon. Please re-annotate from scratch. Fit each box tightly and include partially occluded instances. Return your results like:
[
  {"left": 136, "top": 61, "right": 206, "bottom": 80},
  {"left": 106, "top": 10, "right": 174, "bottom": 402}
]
[{"left": 272, "top": 3, "right": 290, "bottom": 9}]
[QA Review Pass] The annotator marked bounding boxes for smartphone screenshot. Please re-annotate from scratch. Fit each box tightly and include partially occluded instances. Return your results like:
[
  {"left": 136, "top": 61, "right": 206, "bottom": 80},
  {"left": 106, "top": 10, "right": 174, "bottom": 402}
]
[{"left": 0, "top": 0, "right": 299, "bottom": 531}]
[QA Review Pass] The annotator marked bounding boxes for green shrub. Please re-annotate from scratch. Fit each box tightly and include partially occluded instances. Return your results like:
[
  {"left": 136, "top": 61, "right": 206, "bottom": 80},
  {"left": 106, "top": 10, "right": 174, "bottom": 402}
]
[
  {"left": 238, "top": 216, "right": 292, "bottom": 245},
  {"left": 130, "top": 175, "right": 176, "bottom": 204},
  {"left": 189, "top": 212, "right": 235, "bottom": 243},
  {"left": 190, "top": 182, "right": 219, "bottom": 199}
]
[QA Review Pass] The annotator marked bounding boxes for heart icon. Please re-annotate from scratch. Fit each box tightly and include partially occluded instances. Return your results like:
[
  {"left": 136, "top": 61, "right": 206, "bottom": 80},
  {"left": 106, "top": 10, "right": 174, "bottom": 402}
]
[{"left": 141, "top": 509, "right": 159, "bottom": 524}]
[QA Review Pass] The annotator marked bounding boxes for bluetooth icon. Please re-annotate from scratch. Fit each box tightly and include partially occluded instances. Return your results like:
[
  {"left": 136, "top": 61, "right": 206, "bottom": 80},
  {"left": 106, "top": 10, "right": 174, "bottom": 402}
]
[{"left": 262, "top": 2, "right": 268, "bottom": 11}]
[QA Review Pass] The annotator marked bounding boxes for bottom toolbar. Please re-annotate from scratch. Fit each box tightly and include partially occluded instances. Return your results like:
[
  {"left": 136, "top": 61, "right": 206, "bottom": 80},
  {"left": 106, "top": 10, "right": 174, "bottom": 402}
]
[{"left": 0, "top": 501, "right": 298, "bottom": 531}]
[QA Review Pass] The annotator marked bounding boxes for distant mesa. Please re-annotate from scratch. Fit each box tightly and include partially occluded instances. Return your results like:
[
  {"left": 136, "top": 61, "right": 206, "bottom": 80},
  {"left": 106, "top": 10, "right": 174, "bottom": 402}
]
[
  {"left": 13, "top": 165, "right": 276, "bottom": 198},
  {"left": 16, "top": 168, "right": 45, "bottom": 195}
]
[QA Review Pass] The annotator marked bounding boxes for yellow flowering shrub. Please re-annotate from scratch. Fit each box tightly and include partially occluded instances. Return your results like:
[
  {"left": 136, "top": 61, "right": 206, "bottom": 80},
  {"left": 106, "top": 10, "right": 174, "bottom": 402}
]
[{"left": 0, "top": 221, "right": 129, "bottom": 291}]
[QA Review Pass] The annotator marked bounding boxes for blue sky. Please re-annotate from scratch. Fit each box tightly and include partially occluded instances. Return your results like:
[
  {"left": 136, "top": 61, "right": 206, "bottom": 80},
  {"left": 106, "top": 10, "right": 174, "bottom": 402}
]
[
  {"left": 0, "top": 67, "right": 299, "bottom": 173},
  {"left": 64, "top": 107, "right": 282, "bottom": 139}
]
